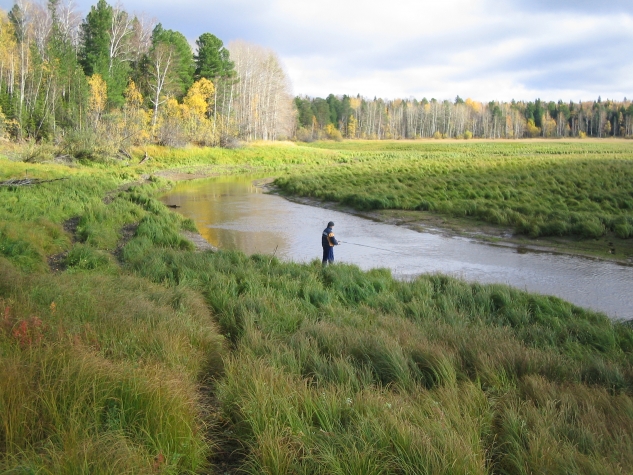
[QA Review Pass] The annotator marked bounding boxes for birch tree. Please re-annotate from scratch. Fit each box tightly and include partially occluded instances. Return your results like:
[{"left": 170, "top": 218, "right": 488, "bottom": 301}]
[
  {"left": 229, "top": 40, "right": 294, "bottom": 141},
  {"left": 147, "top": 41, "right": 172, "bottom": 130},
  {"left": 8, "top": 0, "right": 31, "bottom": 128}
]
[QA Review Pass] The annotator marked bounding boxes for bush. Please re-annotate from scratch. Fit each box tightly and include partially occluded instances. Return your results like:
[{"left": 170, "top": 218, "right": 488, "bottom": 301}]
[
  {"left": 59, "top": 129, "right": 117, "bottom": 162},
  {"left": 327, "top": 128, "right": 343, "bottom": 142},
  {"left": 19, "top": 141, "right": 57, "bottom": 163},
  {"left": 295, "top": 127, "right": 315, "bottom": 142}
]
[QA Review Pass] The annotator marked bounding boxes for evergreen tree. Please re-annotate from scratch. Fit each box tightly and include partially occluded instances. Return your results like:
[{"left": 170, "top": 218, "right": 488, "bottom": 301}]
[
  {"left": 79, "top": 0, "right": 129, "bottom": 107},
  {"left": 194, "top": 33, "right": 234, "bottom": 80},
  {"left": 79, "top": 0, "right": 111, "bottom": 77},
  {"left": 151, "top": 24, "right": 194, "bottom": 98},
  {"left": 294, "top": 97, "right": 313, "bottom": 128},
  {"left": 48, "top": 0, "right": 88, "bottom": 131}
]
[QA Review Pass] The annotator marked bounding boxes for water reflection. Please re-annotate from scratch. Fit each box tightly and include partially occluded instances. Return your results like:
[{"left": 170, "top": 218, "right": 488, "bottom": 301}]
[{"left": 162, "top": 175, "right": 633, "bottom": 320}]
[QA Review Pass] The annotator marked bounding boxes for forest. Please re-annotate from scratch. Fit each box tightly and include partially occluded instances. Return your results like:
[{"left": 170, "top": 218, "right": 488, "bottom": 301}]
[
  {"left": 0, "top": 0, "right": 295, "bottom": 157},
  {"left": 0, "top": 0, "right": 632, "bottom": 157},
  {"left": 294, "top": 94, "right": 633, "bottom": 141}
]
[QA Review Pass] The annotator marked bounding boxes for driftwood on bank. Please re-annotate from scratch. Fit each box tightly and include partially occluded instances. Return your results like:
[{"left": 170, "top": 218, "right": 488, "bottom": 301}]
[
  {"left": 0, "top": 177, "right": 69, "bottom": 187},
  {"left": 139, "top": 151, "right": 151, "bottom": 165}
]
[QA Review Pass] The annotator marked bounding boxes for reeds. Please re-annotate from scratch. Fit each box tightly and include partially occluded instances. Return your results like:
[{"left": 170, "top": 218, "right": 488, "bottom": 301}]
[
  {"left": 1, "top": 141, "right": 632, "bottom": 473},
  {"left": 0, "top": 258, "right": 225, "bottom": 473},
  {"left": 125, "top": 229, "right": 633, "bottom": 473},
  {"left": 276, "top": 141, "right": 633, "bottom": 239}
]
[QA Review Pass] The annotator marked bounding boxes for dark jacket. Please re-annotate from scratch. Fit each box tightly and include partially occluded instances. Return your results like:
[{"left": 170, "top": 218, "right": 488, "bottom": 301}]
[{"left": 322, "top": 227, "right": 338, "bottom": 247}]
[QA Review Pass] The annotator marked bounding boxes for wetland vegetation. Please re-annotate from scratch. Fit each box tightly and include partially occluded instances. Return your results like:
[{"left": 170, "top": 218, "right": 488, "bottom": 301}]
[
  {"left": 276, "top": 141, "right": 633, "bottom": 260},
  {"left": 1, "top": 140, "right": 632, "bottom": 474}
]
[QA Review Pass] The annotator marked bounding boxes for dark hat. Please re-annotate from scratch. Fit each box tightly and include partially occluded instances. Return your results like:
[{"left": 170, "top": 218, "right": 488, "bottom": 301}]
[{"left": 328, "top": 221, "right": 335, "bottom": 227}]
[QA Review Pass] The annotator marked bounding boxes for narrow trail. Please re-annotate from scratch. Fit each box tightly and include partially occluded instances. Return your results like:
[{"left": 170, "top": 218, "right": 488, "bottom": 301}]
[{"left": 47, "top": 216, "right": 80, "bottom": 272}]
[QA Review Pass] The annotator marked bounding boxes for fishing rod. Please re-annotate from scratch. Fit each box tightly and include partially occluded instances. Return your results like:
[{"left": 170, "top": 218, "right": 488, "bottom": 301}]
[{"left": 337, "top": 241, "right": 409, "bottom": 255}]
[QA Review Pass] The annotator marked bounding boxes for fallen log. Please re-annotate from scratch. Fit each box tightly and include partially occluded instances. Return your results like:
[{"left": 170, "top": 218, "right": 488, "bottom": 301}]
[
  {"left": 0, "top": 177, "right": 69, "bottom": 187},
  {"left": 139, "top": 151, "right": 151, "bottom": 164}
]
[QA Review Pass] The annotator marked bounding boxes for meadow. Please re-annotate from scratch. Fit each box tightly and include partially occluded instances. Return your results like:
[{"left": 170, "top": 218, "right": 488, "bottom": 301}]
[
  {"left": 276, "top": 140, "right": 633, "bottom": 240},
  {"left": 1, "top": 141, "right": 632, "bottom": 474}
]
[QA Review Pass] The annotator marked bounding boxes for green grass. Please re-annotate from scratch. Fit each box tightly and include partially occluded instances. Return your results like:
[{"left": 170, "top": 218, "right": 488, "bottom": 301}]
[
  {"left": 123, "top": 242, "right": 633, "bottom": 474},
  {"left": 275, "top": 141, "right": 633, "bottom": 239},
  {"left": 1, "top": 141, "right": 632, "bottom": 474}
]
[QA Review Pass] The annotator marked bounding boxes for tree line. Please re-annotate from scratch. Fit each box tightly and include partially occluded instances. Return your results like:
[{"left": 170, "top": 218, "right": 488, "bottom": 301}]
[
  {"left": 294, "top": 95, "right": 633, "bottom": 141},
  {"left": 1, "top": 0, "right": 631, "bottom": 153},
  {"left": 0, "top": 0, "right": 294, "bottom": 156}
]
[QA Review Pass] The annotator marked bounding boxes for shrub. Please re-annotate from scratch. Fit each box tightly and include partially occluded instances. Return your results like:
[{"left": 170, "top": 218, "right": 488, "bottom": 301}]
[
  {"left": 295, "top": 127, "right": 315, "bottom": 142},
  {"left": 59, "top": 129, "right": 117, "bottom": 162}
]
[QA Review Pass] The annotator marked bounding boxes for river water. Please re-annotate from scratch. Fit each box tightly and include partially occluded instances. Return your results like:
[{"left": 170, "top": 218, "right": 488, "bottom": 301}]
[{"left": 161, "top": 175, "right": 633, "bottom": 320}]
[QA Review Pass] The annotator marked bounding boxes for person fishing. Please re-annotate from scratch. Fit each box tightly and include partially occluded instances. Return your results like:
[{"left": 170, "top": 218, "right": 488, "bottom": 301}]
[{"left": 322, "top": 221, "right": 340, "bottom": 265}]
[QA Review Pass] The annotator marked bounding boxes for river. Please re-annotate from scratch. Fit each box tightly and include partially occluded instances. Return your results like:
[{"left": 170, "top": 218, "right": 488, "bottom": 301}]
[{"left": 161, "top": 175, "right": 633, "bottom": 320}]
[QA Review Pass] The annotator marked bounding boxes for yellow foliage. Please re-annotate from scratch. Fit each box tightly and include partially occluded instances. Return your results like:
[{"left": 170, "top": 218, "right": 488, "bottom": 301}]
[
  {"left": 184, "top": 78, "right": 215, "bottom": 118},
  {"left": 542, "top": 116, "right": 556, "bottom": 137},
  {"left": 349, "top": 98, "right": 361, "bottom": 110},
  {"left": 124, "top": 80, "right": 143, "bottom": 109},
  {"left": 88, "top": 75, "right": 107, "bottom": 115},
  {"left": 465, "top": 98, "right": 482, "bottom": 114},
  {"left": 324, "top": 123, "right": 342, "bottom": 141},
  {"left": 184, "top": 94, "right": 207, "bottom": 118},
  {"left": 526, "top": 119, "right": 541, "bottom": 138},
  {"left": 164, "top": 98, "right": 182, "bottom": 119},
  {"left": 347, "top": 115, "right": 357, "bottom": 138},
  {"left": 0, "top": 11, "right": 16, "bottom": 69},
  {"left": 121, "top": 81, "right": 150, "bottom": 145}
]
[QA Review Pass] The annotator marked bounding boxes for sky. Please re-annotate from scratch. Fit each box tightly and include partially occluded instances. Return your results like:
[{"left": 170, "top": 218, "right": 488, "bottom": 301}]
[{"left": 2, "top": 0, "right": 632, "bottom": 102}]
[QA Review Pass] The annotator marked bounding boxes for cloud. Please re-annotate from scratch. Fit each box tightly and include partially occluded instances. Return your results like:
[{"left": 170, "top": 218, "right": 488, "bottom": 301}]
[
  {"left": 0, "top": 0, "right": 630, "bottom": 100},
  {"left": 507, "top": 0, "right": 633, "bottom": 15}
]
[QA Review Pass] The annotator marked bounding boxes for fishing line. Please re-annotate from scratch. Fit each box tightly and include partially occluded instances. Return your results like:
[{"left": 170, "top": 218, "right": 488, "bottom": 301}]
[{"left": 338, "top": 240, "right": 410, "bottom": 255}]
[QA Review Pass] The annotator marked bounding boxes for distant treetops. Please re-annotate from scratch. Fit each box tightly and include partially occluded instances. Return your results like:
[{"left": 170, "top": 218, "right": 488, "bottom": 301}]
[{"left": 294, "top": 95, "right": 633, "bottom": 141}]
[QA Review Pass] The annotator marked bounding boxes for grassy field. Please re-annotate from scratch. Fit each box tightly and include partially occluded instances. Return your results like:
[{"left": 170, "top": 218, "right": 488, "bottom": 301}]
[
  {"left": 1, "top": 141, "right": 632, "bottom": 474},
  {"left": 276, "top": 141, "right": 633, "bottom": 243}
]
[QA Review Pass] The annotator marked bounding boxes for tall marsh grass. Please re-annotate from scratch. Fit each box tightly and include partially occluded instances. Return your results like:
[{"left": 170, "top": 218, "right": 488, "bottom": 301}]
[
  {"left": 0, "top": 252, "right": 224, "bottom": 472},
  {"left": 1, "top": 141, "right": 632, "bottom": 473},
  {"left": 123, "top": 220, "right": 633, "bottom": 473},
  {"left": 276, "top": 141, "right": 633, "bottom": 239}
]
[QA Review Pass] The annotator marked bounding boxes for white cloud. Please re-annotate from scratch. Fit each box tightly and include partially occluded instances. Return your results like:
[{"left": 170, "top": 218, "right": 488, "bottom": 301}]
[{"left": 0, "top": 0, "right": 630, "bottom": 100}]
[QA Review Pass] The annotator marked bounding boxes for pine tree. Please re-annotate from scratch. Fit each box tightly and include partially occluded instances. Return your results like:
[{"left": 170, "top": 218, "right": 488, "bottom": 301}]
[
  {"left": 79, "top": 0, "right": 129, "bottom": 107},
  {"left": 151, "top": 24, "right": 194, "bottom": 98},
  {"left": 194, "top": 33, "right": 234, "bottom": 81}
]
